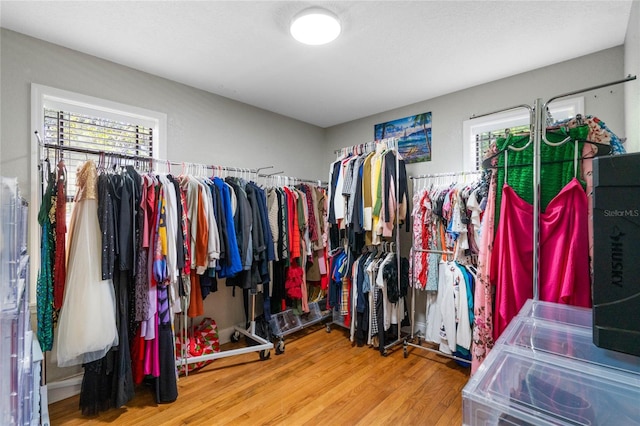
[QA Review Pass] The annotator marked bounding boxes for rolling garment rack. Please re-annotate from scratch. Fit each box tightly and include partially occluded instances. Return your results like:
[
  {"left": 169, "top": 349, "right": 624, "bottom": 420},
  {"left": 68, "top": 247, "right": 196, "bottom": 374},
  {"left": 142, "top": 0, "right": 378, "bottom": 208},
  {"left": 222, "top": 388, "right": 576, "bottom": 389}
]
[
  {"left": 254, "top": 172, "right": 331, "bottom": 355},
  {"left": 402, "top": 171, "right": 482, "bottom": 364},
  {"left": 467, "top": 74, "right": 636, "bottom": 302},
  {"left": 402, "top": 75, "right": 637, "bottom": 365},
  {"left": 330, "top": 138, "right": 406, "bottom": 356},
  {"left": 34, "top": 132, "right": 275, "bottom": 371}
]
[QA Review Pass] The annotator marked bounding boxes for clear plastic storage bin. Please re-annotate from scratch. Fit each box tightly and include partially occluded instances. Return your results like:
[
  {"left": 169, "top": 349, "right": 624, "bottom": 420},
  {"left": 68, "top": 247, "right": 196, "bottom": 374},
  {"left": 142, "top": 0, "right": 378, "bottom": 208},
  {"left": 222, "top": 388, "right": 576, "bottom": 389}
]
[
  {"left": 515, "top": 299, "right": 592, "bottom": 329},
  {"left": 298, "top": 301, "right": 323, "bottom": 327},
  {"left": 270, "top": 309, "right": 302, "bottom": 337},
  {"left": 1, "top": 177, "right": 37, "bottom": 426},
  {"left": 463, "top": 300, "right": 640, "bottom": 426}
]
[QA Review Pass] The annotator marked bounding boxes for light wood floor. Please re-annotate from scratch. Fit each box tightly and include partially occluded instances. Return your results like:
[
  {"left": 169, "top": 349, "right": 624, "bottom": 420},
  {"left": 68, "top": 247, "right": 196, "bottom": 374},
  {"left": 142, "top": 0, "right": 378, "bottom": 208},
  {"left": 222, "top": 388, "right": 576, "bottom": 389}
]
[{"left": 49, "top": 324, "right": 470, "bottom": 425}]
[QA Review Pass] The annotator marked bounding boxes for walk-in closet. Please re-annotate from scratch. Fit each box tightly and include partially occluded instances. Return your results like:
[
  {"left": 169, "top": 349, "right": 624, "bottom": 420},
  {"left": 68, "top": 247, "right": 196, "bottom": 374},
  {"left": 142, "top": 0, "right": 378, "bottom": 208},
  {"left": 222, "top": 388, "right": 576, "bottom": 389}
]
[{"left": 1, "top": 1, "right": 640, "bottom": 425}]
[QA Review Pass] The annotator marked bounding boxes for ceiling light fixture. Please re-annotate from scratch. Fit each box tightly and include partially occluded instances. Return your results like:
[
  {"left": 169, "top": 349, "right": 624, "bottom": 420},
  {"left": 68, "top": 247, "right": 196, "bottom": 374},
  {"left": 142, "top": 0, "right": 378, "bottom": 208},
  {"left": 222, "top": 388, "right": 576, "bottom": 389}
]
[{"left": 290, "top": 7, "right": 341, "bottom": 46}]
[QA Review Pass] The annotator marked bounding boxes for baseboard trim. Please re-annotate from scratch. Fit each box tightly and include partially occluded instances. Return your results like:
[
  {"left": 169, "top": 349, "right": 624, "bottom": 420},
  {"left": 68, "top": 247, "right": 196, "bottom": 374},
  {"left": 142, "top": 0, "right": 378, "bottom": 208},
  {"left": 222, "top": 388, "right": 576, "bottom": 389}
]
[{"left": 46, "top": 375, "right": 83, "bottom": 404}]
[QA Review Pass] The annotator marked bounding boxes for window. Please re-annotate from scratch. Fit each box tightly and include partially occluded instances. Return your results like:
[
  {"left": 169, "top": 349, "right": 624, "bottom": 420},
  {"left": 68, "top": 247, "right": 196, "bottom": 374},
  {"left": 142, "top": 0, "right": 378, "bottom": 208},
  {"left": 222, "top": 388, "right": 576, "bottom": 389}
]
[
  {"left": 474, "top": 124, "right": 531, "bottom": 170},
  {"left": 462, "top": 97, "right": 584, "bottom": 171},
  {"left": 42, "top": 108, "right": 154, "bottom": 205},
  {"left": 30, "top": 84, "right": 167, "bottom": 304}
]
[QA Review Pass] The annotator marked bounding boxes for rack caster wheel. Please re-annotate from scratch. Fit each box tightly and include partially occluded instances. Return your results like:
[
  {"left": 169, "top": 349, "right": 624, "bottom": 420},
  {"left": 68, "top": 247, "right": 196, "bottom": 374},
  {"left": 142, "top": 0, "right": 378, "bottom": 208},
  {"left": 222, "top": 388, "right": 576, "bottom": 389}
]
[
  {"left": 230, "top": 330, "right": 241, "bottom": 343},
  {"left": 326, "top": 324, "right": 331, "bottom": 333},
  {"left": 260, "top": 349, "right": 271, "bottom": 360},
  {"left": 403, "top": 347, "right": 408, "bottom": 358},
  {"left": 275, "top": 340, "right": 285, "bottom": 355}
]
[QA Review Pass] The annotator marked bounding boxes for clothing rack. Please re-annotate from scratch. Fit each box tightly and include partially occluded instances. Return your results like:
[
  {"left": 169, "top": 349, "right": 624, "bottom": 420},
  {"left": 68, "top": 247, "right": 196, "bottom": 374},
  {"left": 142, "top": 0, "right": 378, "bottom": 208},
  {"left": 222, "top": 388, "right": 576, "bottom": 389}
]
[
  {"left": 332, "top": 137, "right": 404, "bottom": 355},
  {"left": 410, "top": 171, "right": 483, "bottom": 180},
  {"left": 410, "top": 171, "right": 483, "bottom": 192},
  {"left": 469, "top": 74, "right": 636, "bottom": 301},
  {"left": 258, "top": 172, "right": 328, "bottom": 188},
  {"left": 36, "top": 131, "right": 274, "bottom": 178},
  {"left": 403, "top": 170, "right": 482, "bottom": 364},
  {"left": 34, "top": 132, "right": 276, "bottom": 374},
  {"left": 333, "top": 139, "right": 387, "bottom": 158}
]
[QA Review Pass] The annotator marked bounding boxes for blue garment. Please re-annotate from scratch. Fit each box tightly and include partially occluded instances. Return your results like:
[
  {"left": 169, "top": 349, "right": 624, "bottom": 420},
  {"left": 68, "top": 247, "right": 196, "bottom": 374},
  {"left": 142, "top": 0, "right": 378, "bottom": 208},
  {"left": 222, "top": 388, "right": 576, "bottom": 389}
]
[
  {"left": 456, "top": 263, "right": 474, "bottom": 325},
  {"left": 213, "top": 177, "right": 242, "bottom": 278},
  {"left": 329, "top": 251, "right": 346, "bottom": 310},
  {"left": 248, "top": 182, "right": 274, "bottom": 285},
  {"left": 253, "top": 183, "right": 275, "bottom": 262},
  {"left": 356, "top": 253, "right": 370, "bottom": 313}
]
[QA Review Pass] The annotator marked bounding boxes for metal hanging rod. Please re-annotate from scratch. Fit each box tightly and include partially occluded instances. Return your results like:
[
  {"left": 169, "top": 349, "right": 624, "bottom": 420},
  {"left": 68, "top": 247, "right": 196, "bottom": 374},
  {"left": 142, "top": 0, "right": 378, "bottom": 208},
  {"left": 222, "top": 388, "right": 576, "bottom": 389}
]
[
  {"left": 412, "top": 248, "right": 454, "bottom": 255},
  {"left": 541, "top": 75, "right": 637, "bottom": 148},
  {"left": 469, "top": 75, "right": 637, "bottom": 121},
  {"left": 36, "top": 131, "right": 273, "bottom": 175},
  {"left": 256, "top": 166, "right": 274, "bottom": 174},
  {"left": 410, "top": 170, "right": 482, "bottom": 180},
  {"left": 466, "top": 75, "right": 637, "bottom": 304},
  {"left": 37, "top": 131, "right": 150, "bottom": 163},
  {"left": 469, "top": 104, "right": 533, "bottom": 120},
  {"left": 258, "top": 171, "right": 328, "bottom": 186},
  {"left": 333, "top": 137, "right": 399, "bottom": 156},
  {"left": 403, "top": 340, "right": 471, "bottom": 365},
  {"left": 545, "top": 74, "right": 636, "bottom": 105}
]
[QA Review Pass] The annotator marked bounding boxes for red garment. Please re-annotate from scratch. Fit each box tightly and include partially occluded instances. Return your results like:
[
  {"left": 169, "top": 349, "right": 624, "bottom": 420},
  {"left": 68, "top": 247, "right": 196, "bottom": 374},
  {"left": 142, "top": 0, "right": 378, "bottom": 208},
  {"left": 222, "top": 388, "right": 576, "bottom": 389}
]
[
  {"left": 53, "top": 160, "right": 67, "bottom": 309},
  {"left": 491, "top": 179, "right": 591, "bottom": 341},
  {"left": 131, "top": 327, "right": 146, "bottom": 385},
  {"left": 188, "top": 272, "right": 204, "bottom": 317},
  {"left": 285, "top": 265, "right": 304, "bottom": 299},
  {"left": 284, "top": 188, "right": 301, "bottom": 261},
  {"left": 180, "top": 187, "right": 192, "bottom": 275},
  {"left": 143, "top": 176, "right": 156, "bottom": 249},
  {"left": 344, "top": 277, "right": 352, "bottom": 327},
  {"left": 194, "top": 187, "right": 208, "bottom": 272}
]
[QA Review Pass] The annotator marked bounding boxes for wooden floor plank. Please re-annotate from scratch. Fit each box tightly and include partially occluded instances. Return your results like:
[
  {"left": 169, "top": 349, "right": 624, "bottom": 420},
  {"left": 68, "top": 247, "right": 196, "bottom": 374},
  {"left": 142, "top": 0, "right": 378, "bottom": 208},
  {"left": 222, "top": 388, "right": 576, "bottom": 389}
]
[{"left": 49, "top": 324, "right": 470, "bottom": 425}]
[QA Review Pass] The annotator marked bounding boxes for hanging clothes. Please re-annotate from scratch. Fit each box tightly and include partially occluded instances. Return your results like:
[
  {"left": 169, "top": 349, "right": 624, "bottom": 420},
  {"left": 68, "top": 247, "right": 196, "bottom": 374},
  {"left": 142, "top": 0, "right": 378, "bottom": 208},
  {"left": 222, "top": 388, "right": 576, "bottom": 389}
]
[
  {"left": 36, "top": 165, "right": 56, "bottom": 352},
  {"left": 53, "top": 159, "right": 67, "bottom": 309},
  {"left": 491, "top": 178, "right": 591, "bottom": 341},
  {"left": 493, "top": 128, "right": 589, "bottom": 227},
  {"left": 471, "top": 169, "right": 497, "bottom": 374},
  {"left": 38, "top": 154, "right": 329, "bottom": 415},
  {"left": 328, "top": 142, "right": 408, "bottom": 253},
  {"left": 56, "top": 160, "right": 119, "bottom": 367}
]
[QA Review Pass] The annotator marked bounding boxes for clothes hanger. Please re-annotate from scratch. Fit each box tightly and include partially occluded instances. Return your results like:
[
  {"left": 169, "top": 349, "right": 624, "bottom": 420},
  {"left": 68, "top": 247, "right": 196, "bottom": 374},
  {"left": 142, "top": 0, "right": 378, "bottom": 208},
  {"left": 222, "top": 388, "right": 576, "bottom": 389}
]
[{"left": 481, "top": 139, "right": 612, "bottom": 170}]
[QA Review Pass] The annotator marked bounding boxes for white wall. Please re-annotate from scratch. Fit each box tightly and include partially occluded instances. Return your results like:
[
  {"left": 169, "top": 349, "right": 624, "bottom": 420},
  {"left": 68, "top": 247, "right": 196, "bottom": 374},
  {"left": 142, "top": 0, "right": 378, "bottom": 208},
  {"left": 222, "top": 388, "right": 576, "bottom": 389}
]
[
  {"left": 325, "top": 46, "right": 628, "bottom": 177},
  {"left": 625, "top": 0, "right": 640, "bottom": 153}
]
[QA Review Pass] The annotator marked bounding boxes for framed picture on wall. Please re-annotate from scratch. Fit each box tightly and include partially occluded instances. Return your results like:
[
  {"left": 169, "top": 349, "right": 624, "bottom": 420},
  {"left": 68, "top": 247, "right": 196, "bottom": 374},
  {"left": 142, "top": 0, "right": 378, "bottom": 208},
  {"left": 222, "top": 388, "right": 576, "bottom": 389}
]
[{"left": 374, "top": 112, "right": 432, "bottom": 163}]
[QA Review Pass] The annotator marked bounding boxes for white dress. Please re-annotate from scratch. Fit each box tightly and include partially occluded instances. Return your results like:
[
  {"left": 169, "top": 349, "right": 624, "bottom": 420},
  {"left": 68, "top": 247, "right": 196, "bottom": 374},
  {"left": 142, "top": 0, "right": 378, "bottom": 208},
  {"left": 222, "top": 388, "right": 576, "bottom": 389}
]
[{"left": 56, "top": 160, "right": 118, "bottom": 367}]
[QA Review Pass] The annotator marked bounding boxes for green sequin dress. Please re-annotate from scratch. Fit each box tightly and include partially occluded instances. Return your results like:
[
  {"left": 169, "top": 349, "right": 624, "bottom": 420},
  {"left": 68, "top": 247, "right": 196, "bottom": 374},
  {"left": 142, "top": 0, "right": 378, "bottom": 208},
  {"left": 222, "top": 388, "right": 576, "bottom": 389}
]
[
  {"left": 37, "top": 171, "right": 56, "bottom": 351},
  {"left": 494, "top": 126, "right": 589, "bottom": 228}
]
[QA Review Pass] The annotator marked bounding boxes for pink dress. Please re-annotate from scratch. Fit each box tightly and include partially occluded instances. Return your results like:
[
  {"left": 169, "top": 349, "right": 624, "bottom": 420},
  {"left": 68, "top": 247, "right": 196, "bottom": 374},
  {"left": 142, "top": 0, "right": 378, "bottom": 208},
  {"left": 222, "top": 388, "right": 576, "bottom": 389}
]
[{"left": 491, "top": 178, "right": 591, "bottom": 341}]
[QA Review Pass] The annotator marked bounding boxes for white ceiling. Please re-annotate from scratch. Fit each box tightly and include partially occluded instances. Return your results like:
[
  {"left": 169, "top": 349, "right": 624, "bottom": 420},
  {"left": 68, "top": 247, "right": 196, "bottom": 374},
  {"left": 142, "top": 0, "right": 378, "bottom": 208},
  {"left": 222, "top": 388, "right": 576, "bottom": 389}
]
[{"left": 0, "top": 1, "right": 634, "bottom": 128}]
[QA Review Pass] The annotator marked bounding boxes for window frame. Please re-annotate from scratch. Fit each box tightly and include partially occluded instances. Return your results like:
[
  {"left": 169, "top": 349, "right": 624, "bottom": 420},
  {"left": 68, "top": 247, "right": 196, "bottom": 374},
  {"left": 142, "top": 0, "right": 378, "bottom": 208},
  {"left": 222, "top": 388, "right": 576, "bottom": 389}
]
[{"left": 29, "top": 83, "right": 167, "bottom": 304}]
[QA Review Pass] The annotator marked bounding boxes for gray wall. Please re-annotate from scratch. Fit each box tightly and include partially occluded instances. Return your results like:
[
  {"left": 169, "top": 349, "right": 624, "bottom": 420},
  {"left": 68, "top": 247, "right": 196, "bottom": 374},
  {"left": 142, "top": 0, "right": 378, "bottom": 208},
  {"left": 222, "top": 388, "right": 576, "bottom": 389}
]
[
  {"left": 0, "top": 24, "right": 635, "bottom": 388},
  {"left": 0, "top": 28, "right": 326, "bottom": 387},
  {"left": 325, "top": 46, "right": 629, "bottom": 333},
  {"left": 625, "top": 0, "right": 640, "bottom": 153},
  {"left": 325, "top": 46, "right": 629, "bottom": 178},
  {"left": 0, "top": 28, "right": 327, "bottom": 197}
]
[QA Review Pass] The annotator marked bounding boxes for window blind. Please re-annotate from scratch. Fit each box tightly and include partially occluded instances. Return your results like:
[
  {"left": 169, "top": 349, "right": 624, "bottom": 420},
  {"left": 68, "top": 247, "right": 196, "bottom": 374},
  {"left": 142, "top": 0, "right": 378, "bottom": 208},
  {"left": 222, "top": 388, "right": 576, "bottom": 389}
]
[
  {"left": 43, "top": 107, "right": 154, "bottom": 200},
  {"left": 475, "top": 124, "right": 529, "bottom": 170}
]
